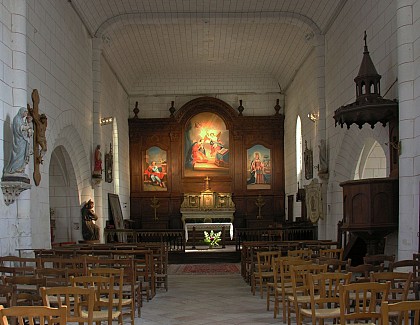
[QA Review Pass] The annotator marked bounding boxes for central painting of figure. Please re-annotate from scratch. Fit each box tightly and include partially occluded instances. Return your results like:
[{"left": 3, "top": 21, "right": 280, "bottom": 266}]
[{"left": 184, "top": 112, "right": 229, "bottom": 176}]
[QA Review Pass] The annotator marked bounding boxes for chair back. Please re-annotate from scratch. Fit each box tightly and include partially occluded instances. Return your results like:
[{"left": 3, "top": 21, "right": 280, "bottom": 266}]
[
  {"left": 391, "top": 259, "right": 420, "bottom": 299},
  {"left": 309, "top": 271, "right": 352, "bottom": 308},
  {"left": 3, "top": 276, "right": 47, "bottom": 306},
  {"left": 71, "top": 274, "right": 122, "bottom": 318},
  {"left": 256, "top": 251, "right": 280, "bottom": 274},
  {"left": 287, "top": 249, "right": 313, "bottom": 259},
  {"left": 40, "top": 285, "right": 95, "bottom": 325},
  {"left": 339, "top": 281, "right": 390, "bottom": 324},
  {"left": 370, "top": 271, "right": 413, "bottom": 302},
  {"left": 363, "top": 254, "right": 395, "bottom": 271},
  {"left": 0, "top": 305, "right": 67, "bottom": 325},
  {"left": 35, "top": 268, "right": 69, "bottom": 287},
  {"left": 346, "top": 263, "right": 383, "bottom": 282},
  {"left": 0, "top": 284, "right": 17, "bottom": 307},
  {"left": 317, "top": 257, "right": 351, "bottom": 272},
  {"left": 382, "top": 300, "right": 420, "bottom": 325},
  {"left": 319, "top": 248, "right": 344, "bottom": 261}
]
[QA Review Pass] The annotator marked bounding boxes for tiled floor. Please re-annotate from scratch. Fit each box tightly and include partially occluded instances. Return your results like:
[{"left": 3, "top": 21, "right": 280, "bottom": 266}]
[{"left": 138, "top": 272, "right": 293, "bottom": 325}]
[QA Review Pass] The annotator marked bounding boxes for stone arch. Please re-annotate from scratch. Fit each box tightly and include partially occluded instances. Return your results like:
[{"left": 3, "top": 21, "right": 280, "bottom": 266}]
[
  {"left": 324, "top": 125, "right": 389, "bottom": 241},
  {"left": 49, "top": 145, "right": 80, "bottom": 244}
]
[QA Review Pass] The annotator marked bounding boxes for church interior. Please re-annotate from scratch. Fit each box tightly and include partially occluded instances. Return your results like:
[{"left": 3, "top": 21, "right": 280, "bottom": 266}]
[{"left": 0, "top": 0, "right": 419, "bottom": 323}]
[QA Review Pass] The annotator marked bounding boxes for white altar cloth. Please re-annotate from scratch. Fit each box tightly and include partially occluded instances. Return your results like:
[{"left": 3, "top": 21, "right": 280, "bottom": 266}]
[{"left": 184, "top": 222, "right": 233, "bottom": 241}]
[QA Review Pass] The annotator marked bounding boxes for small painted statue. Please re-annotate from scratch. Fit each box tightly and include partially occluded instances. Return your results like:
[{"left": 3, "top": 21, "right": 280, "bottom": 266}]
[{"left": 81, "top": 199, "right": 99, "bottom": 240}]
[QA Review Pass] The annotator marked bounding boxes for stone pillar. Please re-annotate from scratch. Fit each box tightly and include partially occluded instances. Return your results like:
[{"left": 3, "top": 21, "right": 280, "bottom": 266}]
[
  {"left": 313, "top": 34, "right": 328, "bottom": 240},
  {"left": 396, "top": 0, "right": 416, "bottom": 259},
  {"left": 92, "top": 37, "right": 104, "bottom": 242},
  {"left": 12, "top": 0, "right": 32, "bottom": 251}
]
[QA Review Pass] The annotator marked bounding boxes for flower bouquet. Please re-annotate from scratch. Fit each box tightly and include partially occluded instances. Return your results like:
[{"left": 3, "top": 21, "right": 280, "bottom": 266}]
[{"left": 203, "top": 230, "right": 222, "bottom": 248}]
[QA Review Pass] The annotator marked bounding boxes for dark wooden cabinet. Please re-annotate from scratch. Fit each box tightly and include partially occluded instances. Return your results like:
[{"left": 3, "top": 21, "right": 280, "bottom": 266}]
[
  {"left": 129, "top": 97, "right": 285, "bottom": 229},
  {"left": 340, "top": 177, "right": 398, "bottom": 254}
]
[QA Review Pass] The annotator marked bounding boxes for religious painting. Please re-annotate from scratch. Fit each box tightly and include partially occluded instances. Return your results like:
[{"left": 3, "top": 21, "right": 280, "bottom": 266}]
[
  {"left": 246, "top": 144, "right": 271, "bottom": 190},
  {"left": 304, "top": 140, "right": 313, "bottom": 180},
  {"left": 144, "top": 146, "right": 167, "bottom": 191},
  {"left": 184, "top": 112, "right": 229, "bottom": 176},
  {"left": 104, "top": 143, "right": 113, "bottom": 183}
]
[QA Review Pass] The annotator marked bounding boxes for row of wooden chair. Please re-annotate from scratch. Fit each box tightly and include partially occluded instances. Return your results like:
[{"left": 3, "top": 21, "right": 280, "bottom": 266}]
[
  {"left": 0, "top": 256, "right": 142, "bottom": 318},
  {"left": 1, "top": 267, "right": 133, "bottom": 325},
  {"left": 250, "top": 249, "right": 420, "bottom": 325},
  {"left": 240, "top": 239, "right": 338, "bottom": 284}
]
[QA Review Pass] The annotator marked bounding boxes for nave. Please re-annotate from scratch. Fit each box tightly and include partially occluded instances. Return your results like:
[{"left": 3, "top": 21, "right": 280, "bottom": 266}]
[{"left": 139, "top": 271, "right": 281, "bottom": 325}]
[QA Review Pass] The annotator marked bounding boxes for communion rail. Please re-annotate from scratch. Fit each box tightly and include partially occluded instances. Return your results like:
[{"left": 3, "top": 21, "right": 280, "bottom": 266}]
[
  {"left": 235, "top": 224, "right": 318, "bottom": 250},
  {"left": 104, "top": 229, "right": 185, "bottom": 251}
]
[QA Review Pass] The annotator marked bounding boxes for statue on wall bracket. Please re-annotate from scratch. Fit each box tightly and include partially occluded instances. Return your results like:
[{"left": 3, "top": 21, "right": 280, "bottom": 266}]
[{"left": 1, "top": 95, "right": 39, "bottom": 204}]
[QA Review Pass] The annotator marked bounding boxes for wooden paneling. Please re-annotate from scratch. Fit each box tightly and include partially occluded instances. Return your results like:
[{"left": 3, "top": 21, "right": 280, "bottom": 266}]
[{"left": 129, "top": 97, "right": 285, "bottom": 229}]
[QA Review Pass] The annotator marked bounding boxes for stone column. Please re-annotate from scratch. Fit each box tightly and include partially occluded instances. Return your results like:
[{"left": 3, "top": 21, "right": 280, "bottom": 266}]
[
  {"left": 12, "top": 0, "right": 32, "bottom": 251},
  {"left": 313, "top": 33, "right": 328, "bottom": 240},
  {"left": 396, "top": 0, "right": 416, "bottom": 259},
  {"left": 92, "top": 37, "right": 104, "bottom": 242}
]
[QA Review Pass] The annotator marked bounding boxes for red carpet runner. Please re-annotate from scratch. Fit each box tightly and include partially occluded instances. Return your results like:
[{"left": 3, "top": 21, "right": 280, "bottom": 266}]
[{"left": 169, "top": 263, "right": 240, "bottom": 275}]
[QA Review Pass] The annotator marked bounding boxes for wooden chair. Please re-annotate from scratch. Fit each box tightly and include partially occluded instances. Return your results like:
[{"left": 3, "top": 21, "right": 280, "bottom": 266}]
[
  {"left": 0, "top": 305, "right": 67, "bottom": 325},
  {"left": 319, "top": 248, "right": 344, "bottom": 261},
  {"left": 299, "top": 271, "right": 352, "bottom": 325},
  {"left": 266, "top": 256, "right": 300, "bottom": 313},
  {"left": 287, "top": 249, "right": 313, "bottom": 260},
  {"left": 339, "top": 281, "right": 390, "bottom": 325},
  {"left": 346, "top": 263, "right": 383, "bottom": 282},
  {"left": 71, "top": 274, "right": 122, "bottom": 325},
  {"left": 88, "top": 267, "right": 134, "bottom": 325},
  {"left": 382, "top": 300, "right": 420, "bottom": 325},
  {"left": 3, "top": 276, "right": 47, "bottom": 306},
  {"left": 391, "top": 259, "right": 420, "bottom": 299},
  {"left": 287, "top": 263, "right": 327, "bottom": 325},
  {"left": 252, "top": 250, "right": 280, "bottom": 298},
  {"left": 35, "top": 268, "right": 69, "bottom": 287},
  {"left": 363, "top": 253, "right": 395, "bottom": 271},
  {"left": 92, "top": 257, "right": 141, "bottom": 317},
  {"left": 317, "top": 257, "right": 351, "bottom": 272},
  {"left": 276, "top": 257, "right": 311, "bottom": 322},
  {"left": 370, "top": 271, "right": 413, "bottom": 303},
  {"left": 0, "top": 284, "right": 17, "bottom": 307},
  {"left": 41, "top": 285, "right": 95, "bottom": 325}
]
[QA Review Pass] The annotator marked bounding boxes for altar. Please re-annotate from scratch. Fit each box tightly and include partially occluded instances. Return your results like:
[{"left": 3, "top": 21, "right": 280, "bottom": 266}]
[
  {"left": 184, "top": 222, "right": 234, "bottom": 241},
  {"left": 180, "top": 189, "right": 235, "bottom": 227}
]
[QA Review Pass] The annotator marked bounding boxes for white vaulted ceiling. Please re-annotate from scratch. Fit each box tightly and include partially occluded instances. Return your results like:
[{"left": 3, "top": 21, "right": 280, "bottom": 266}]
[{"left": 69, "top": 0, "right": 346, "bottom": 95}]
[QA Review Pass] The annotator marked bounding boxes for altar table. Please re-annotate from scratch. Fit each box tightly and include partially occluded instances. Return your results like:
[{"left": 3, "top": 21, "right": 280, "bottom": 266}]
[{"left": 184, "top": 222, "right": 233, "bottom": 241}]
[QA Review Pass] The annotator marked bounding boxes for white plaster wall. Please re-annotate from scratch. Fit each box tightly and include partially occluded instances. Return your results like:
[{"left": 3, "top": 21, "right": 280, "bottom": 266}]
[
  {"left": 0, "top": 0, "right": 14, "bottom": 255},
  {"left": 284, "top": 49, "right": 318, "bottom": 223},
  {"left": 25, "top": 0, "right": 93, "bottom": 249},
  {"left": 283, "top": 0, "right": 400, "bottom": 246},
  {"left": 100, "top": 57, "right": 130, "bottom": 221},
  {"left": 324, "top": 0, "right": 399, "bottom": 247},
  {"left": 0, "top": 0, "right": 33, "bottom": 256}
]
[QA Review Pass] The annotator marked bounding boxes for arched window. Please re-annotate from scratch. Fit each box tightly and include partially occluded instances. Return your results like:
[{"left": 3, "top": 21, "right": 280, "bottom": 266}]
[{"left": 296, "top": 116, "right": 302, "bottom": 183}]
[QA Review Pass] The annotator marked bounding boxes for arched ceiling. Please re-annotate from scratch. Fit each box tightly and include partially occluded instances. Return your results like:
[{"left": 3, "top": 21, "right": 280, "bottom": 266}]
[{"left": 69, "top": 0, "right": 346, "bottom": 95}]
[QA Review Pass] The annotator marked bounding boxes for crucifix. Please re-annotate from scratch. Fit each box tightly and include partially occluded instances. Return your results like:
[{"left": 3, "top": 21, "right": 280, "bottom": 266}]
[
  {"left": 255, "top": 195, "right": 265, "bottom": 220},
  {"left": 150, "top": 197, "right": 160, "bottom": 221},
  {"left": 204, "top": 176, "right": 211, "bottom": 191}
]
